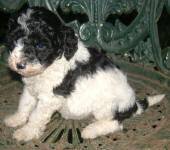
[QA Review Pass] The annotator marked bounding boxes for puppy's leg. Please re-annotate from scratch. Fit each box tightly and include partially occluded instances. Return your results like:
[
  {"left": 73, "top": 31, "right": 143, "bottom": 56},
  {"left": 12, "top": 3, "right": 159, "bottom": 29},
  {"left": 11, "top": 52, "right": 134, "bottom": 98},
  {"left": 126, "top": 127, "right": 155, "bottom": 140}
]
[
  {"left": 13, "top": 95, "right": 62, "bottom": 142},
  {"left": 4, "top": 87, "right": 36, "bottom": 127},
  {"left": 81, "top": 108, "right": 123, "bottom": 139}
]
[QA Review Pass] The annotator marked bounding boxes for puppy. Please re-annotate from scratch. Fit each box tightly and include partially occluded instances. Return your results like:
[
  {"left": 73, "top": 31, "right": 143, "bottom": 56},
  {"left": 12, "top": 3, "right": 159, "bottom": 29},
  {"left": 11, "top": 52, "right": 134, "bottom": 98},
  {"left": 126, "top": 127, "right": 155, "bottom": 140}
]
[{"left": 4, "top": 7, "right": 165, "bottom": 142}]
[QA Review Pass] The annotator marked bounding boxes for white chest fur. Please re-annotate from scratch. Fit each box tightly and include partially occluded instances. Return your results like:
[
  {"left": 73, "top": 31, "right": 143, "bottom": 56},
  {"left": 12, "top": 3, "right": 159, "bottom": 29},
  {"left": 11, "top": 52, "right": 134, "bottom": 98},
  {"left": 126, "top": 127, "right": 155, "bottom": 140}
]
[{"left": 22, "top": 57, "right": 68, "bottom": 97}]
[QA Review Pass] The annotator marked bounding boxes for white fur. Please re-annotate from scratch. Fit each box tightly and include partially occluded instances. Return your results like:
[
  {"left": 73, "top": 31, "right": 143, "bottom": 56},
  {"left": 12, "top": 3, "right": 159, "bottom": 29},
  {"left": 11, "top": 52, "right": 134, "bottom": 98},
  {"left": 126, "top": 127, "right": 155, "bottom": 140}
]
[
  {"left": 4, "top": 41, "right": 164, "bottom": 141},
  {"left": 81, "top": 120, "right": 123, "bottom": 139},
  {"left": 17, "top": 9, "right": 32, "bottom": 33},
  {"left": 135, "top": 102, "right": 144, "bottom": 115},
  {"left": 11, "top": 38, "right": 24, "bottom": 59},
  {"left": 8, "top": 39, "right": 24, "bottom": 72},
  {"left": 4, "top": 87, "right": 36, "bottom": 127},
  {"left": 147, "top": 94, "right": 165, "bottom": 106}
]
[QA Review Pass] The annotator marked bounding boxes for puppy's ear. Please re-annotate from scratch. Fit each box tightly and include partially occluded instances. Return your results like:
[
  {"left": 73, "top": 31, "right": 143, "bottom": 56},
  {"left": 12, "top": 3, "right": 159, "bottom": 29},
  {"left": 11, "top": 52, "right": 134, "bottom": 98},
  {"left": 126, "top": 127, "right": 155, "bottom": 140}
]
[
  {"left": 5, "top": 14, "right": 19, "bottom": 49},
  {"left": 8, "top": 14, "right": 19, "bottom": 32},
  {"left": 60, "top": 26, "right": 78, "bottom": 60}
]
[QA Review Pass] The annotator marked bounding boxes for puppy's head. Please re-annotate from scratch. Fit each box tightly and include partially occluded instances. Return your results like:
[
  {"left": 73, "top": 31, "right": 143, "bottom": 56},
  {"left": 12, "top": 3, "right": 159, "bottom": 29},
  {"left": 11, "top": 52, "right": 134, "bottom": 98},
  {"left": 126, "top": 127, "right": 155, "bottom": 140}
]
[{"left": 6, "top": 7, "right": 78, "bottom": 77}]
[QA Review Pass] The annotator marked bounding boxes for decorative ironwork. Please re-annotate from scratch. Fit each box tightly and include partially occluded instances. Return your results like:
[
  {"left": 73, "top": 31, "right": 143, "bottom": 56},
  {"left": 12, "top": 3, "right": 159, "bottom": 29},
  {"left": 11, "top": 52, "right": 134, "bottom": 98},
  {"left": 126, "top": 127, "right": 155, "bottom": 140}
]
[
  {"left": 59, "top": 0, "right": 170, "bottom": 75},
  {"left": 0, "top": 0, "right": 170, "bottom": 75},
  {"left": 0, "top": 1, "right": 170, "bottom": 149}
]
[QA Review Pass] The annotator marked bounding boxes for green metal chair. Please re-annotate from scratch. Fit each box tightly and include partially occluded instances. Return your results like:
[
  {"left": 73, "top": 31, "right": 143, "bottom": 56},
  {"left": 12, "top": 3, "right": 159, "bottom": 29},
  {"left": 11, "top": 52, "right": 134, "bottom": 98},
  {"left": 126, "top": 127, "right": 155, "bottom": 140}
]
[{"left": 0, "top": 0, "right": 169, "bottom": 149}]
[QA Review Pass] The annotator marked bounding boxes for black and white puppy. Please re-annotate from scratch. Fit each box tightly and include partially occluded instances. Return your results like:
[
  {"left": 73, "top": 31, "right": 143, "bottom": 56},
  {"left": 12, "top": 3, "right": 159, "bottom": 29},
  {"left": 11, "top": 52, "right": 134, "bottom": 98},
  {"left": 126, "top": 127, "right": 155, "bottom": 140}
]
[{"left": 4, "top": 7, "right": 165, "bottom": 142}]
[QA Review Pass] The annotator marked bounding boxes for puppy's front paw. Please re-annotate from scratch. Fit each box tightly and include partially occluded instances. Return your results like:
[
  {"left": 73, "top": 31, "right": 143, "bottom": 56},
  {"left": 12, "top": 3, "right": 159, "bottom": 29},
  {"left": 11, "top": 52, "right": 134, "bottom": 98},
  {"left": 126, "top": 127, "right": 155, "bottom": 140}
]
[
  {"left": 13, "top": 125, "right": 42, "bottom": 142},
  {"left": 4, "top": 113, "right": 27, "bottom": 128}
]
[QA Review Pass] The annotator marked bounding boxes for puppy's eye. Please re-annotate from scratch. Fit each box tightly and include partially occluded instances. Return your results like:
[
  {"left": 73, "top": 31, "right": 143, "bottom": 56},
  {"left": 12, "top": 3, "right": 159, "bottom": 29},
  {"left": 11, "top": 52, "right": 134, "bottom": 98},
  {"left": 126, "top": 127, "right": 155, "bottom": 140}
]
[{"left": 36, "top": 44, "right": 45, "bottom": 49}]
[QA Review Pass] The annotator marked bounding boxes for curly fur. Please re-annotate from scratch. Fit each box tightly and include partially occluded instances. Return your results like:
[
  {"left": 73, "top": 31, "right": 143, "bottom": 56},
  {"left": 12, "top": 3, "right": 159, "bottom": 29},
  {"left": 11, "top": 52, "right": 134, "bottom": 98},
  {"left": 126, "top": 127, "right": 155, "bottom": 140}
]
[{"left": 4, "top": 7, "right": 165, "bottom": 142}]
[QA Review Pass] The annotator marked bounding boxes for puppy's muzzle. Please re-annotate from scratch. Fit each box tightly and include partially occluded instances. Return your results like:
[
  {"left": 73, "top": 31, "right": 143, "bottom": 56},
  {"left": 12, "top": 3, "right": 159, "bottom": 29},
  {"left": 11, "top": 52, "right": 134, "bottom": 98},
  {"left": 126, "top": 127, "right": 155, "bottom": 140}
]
[{"left": 16, "top": 62, "right": 26, "bottom": 70}]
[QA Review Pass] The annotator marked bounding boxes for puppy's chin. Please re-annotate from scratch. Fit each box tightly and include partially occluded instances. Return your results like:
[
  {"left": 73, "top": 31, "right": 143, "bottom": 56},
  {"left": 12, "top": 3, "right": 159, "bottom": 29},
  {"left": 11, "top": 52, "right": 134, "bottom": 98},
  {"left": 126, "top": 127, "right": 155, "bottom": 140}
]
[
  {"left": 18, "top": 65, "right": 45, "bottom": 77},
  {"left": 17, "top": 67, "right": 45, "bottom": 77}
]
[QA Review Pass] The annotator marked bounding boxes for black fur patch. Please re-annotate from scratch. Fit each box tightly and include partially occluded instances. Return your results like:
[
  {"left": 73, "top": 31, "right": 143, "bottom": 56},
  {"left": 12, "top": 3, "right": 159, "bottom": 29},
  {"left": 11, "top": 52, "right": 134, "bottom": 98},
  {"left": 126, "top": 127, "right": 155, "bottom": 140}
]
[
  {"left": 114, "top": 103, "right": 137, "bottom": 122},
  {"left": 137, "top": 98, "right": 149, "bottom": 110},
  {"left": 6, "top": 7, "right": 78, "bottom": 67},
  {"left": 53, "top": 48, "right": 116, "bottom": 97}
]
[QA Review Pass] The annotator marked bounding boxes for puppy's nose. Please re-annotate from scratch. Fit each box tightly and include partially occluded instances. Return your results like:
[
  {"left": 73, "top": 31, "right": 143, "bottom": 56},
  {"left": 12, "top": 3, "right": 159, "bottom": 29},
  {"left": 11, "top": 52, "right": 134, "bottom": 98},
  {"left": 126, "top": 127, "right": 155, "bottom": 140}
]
[{"left": 16, "top": 62, "right": 26, "bottom": 69}]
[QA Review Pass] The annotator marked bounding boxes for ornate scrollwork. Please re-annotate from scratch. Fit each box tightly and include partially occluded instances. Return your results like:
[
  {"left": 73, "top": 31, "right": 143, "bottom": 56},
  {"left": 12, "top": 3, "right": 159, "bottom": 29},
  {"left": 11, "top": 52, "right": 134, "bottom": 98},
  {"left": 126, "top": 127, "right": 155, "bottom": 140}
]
[
  {"left": 123, "top": 38, "right": 154, "bottom": 64},
  {"left": 60, "top": 0, "right": 94, "bottom": 22},
  {"left": 0, "top": 0, "right": 169, "bottom": 74},
  {"left": 79, "top": 23, "right": 96, "bottom": 46},
  {"left": 59, "top": 0, "right": 148, "bottom": 50},
  {"left": 58, "top": 0, "right": 170, "bottom": 75},
  {"left": 79, "top": 23, "right": 92, "bottom": 41},
  {"left": 99, "top": 23, "right": 114, "bottom": 43}
]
